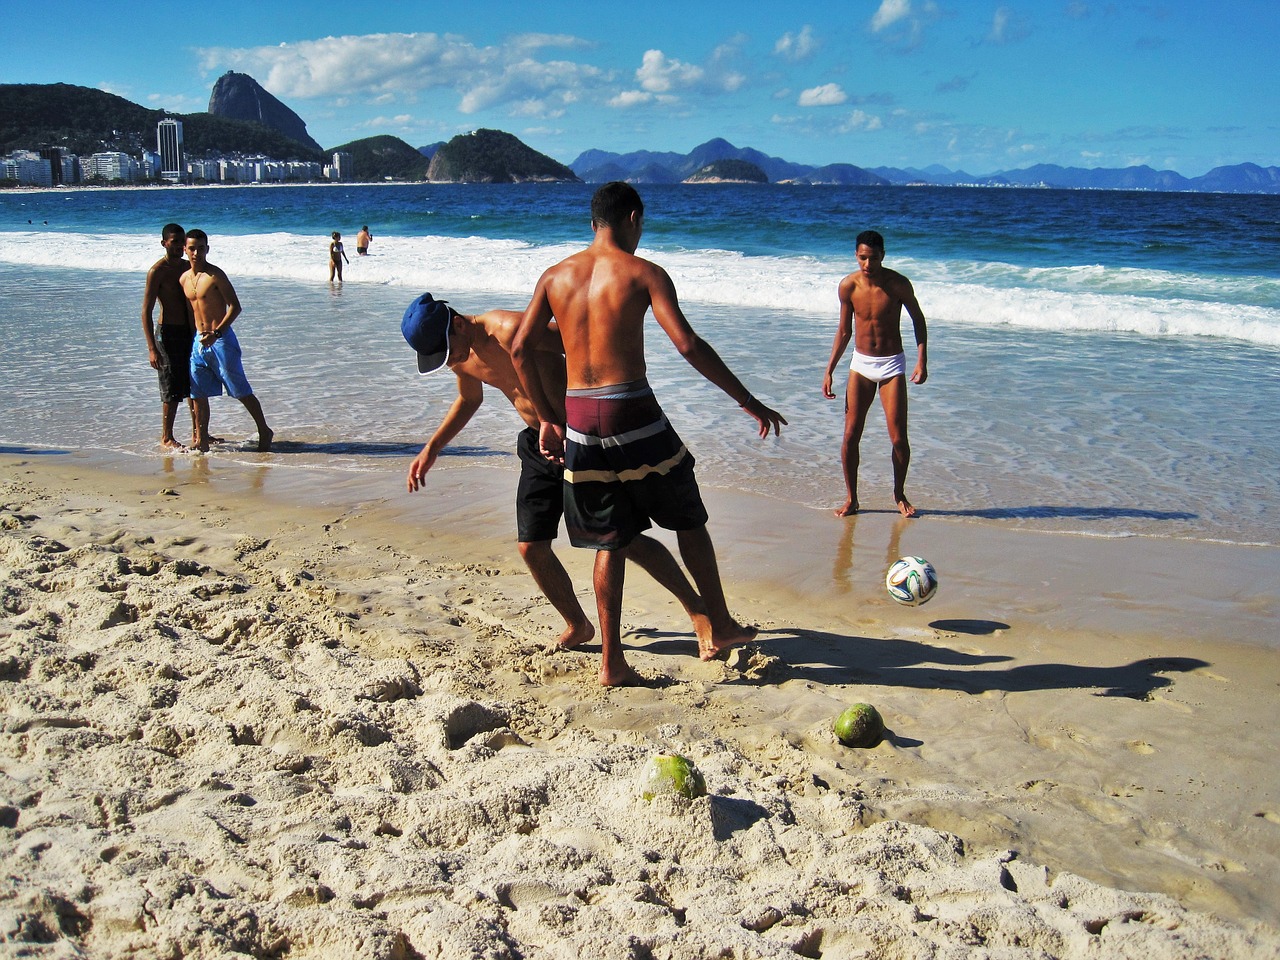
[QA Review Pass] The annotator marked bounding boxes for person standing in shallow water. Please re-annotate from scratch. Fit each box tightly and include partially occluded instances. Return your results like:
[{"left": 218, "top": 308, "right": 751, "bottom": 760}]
[
  {"left": 141, "top": 222, "right": 196, "bottom": 449},
  {"left": 183, "top": 229, "right": 273, "bottom": 453},
  {"left": 356, "top": 225, "right": 371, "bottom": 256},
  {"left": 822, "top": 229, "right": 928, "bottom": 518},
  {"left": 329, "top": 231, "right": 350, "bottom": 281}
]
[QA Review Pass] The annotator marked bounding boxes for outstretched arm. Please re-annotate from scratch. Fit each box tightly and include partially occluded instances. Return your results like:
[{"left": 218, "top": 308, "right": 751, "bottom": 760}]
[
  {"left": 407, "top": 373, "right": 483, "bottom": 491},
  {"left": 649, "top": 266, "right": 786, "bottom": 438},
  {"left": 511, "top": 276, "right": 566, "bottom": 461},
  {"left": 141, "top": 265, "right": 163, "bottom": 369},
  {"left": 823, "top": 280, "right": 855, "bottom": 399},
  {"left": 902, "top": 281, "right": 928, "bottom": 385}
]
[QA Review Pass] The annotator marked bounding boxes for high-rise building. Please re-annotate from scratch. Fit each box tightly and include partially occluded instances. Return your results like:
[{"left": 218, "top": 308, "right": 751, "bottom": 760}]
[
  {"left": 331, "top": 151, "right": 354, "bottom": 181},
  {"left": 157, "top": 118, "right": 184, "bottom": 182}
]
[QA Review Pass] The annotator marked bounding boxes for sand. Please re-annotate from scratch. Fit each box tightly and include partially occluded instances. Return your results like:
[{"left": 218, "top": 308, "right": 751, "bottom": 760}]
[{"left": 2, "top": 449, "right": 1278, "bottom": 959}]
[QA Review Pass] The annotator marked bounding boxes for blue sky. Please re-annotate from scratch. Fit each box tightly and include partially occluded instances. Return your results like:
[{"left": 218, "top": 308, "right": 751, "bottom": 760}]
[{"left": 4, "top": 1, "right": 1276, "bottom": 176}]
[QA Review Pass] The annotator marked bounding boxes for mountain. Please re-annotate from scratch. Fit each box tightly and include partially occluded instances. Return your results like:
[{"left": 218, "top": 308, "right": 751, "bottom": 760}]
[
  {"left": 571, "top": 138, "right": 873, "bottom": 184},
  {"left": 0, "top": 82, "right": 323, "bottom": 162},
  {"left": 786, "top": 163, "right": 890, "bottom": 186},
  {"left": 207, "top": 72, "right": 323, "bottom": 154},
  {"left": 417, "top": 142, "right": 446, "bottom": 160},
  {"left": 684, "top": 159, "right": 768, "bottom": 183},
  {"left": 1191, "top": 162, "right": 1280, "bottom": 193},
  {"left": 328, "top": 135, "right": 430, "bottom": 180},
  {"left": 426, "top": 129, "right": 579, "bottom": 183}
]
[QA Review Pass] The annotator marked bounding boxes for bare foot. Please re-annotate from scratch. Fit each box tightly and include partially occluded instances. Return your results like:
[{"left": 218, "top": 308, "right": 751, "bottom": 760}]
[
  {"left": 689, "top": 611, "right": 714, "bottom": 652},
  {"left": 896, "top": 496, "right": 917, "bottom": 518},
  {"left": 600, "top": 662, "right": 648, "bottom": 687},
  {"left": 700, "top": 623, "right": 758, "bottom": 661},
  {"left": 257, "top": 428, "right": 274, "bottom": 452},
  {"left": 192, "top": 435, "right": 224, "bottom": 447},
  {"left": 161, "top": 438, "right": 186, "bottom": 451},
  {"left": 555, "top": 621, "right": 596, "bottom": 651},
  {"left": 834, "top": 499, "right": 859, "bottom": 517},
  {"left": 194, "top": 436, "right": 210, "bottom": 453}
]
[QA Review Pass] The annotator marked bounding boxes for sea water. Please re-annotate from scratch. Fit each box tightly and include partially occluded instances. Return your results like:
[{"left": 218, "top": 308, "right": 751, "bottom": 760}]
[{"left": 0, "top": 183, "right": 1277, "bottom": 546}]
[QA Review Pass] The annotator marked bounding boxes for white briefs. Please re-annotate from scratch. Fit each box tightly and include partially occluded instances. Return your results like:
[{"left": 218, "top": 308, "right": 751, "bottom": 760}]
[{"left": 850, "top": 349, "right": 907, "bottom": 383}]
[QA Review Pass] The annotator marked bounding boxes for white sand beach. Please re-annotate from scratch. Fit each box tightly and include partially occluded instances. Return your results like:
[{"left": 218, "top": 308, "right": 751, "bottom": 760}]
[{"left": 2, "top": 449, "right": 1278, "bottom": 958}]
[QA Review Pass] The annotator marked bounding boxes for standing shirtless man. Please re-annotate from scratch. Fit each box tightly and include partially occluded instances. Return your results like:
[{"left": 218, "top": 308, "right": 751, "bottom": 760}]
[
  {"left": 402, "top": 292, "right": 716, "bottom": 653},
  {"left": 141, "top": 222, "right": 195, "bottom": 449},
  {"left": 822, "top": 229, "right": 928, "bottom": 518},
  {"left": 182, "top": 229, "right": 273, "bottom": 452},
  {"left": 511, "top": 182, "right": 786, "bottom": 687}
]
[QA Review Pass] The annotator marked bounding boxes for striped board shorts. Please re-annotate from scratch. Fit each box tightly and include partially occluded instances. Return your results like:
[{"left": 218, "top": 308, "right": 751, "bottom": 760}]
[{"left": 563, "top": 380, "right": 708, "bottom": 550}]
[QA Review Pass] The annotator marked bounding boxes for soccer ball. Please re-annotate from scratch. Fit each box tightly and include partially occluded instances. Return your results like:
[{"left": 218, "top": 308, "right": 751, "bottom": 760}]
[{"left": 886, "top": 556, "right": 938, "bottom": 606}]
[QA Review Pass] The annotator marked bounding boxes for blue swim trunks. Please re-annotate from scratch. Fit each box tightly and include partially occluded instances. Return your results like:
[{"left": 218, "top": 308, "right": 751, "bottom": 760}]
[{"left": 190, "top": 328, "right": 255, "bottom": 399}]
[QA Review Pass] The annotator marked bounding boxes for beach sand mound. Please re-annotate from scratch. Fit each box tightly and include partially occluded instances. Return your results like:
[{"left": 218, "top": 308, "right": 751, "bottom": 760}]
[{"left": 1, "top": 471, "right": 1277, "bottom": 958}]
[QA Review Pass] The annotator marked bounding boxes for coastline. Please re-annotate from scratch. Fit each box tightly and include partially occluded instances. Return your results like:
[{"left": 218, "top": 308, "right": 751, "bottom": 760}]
[{"left": 3, "top": 447, "right": 1277, "bottom": 956}]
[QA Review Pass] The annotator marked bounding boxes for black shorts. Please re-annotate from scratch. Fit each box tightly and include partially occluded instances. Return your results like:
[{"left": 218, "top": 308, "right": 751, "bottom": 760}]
[
  {"left": 515, "top": 427, "right": 564, "bottom": 543},
  {"left": 157, "top": 324, "right": 194, "bottom": 402}
]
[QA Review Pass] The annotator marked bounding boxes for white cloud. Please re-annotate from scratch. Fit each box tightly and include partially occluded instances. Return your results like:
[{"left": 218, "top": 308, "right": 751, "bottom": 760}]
[
  {"left": 609, "top": 90, "right": 653, "bottom": 108},
  {"left": 798, "top": 83, "right": 848, "bottom": 107},
  {"left": 987, "top": 7, "right": 1031, "bottom": 44},
  {"left": 636, "top": 49, "right": 705, "bottom": 94},
  {"left": 198, "top": 31, "right": 607, "bottom": 116},
  {"left": 840, "top": 110, "right": 883, "bottom": 133},
  {"left": 871, "top": 0, "right": 912, "bottom": 32},
  {"left": 775, "top": 26, "right": 818, "bottom": 61}
]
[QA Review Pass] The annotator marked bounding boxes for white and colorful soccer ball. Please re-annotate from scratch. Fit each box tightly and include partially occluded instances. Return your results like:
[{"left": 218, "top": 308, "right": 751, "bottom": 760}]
[{"left": 886, "top": 556, "right": 938, "bottom": 606}]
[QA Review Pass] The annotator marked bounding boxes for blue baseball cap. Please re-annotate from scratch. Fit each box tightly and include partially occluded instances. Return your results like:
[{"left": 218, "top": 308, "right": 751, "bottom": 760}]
[{"left": 402, "top": 292, "right": 453, "bottom": 374}]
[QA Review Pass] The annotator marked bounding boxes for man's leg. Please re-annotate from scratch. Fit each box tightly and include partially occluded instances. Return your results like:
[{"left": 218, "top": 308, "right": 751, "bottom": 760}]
[
  {"left": 518, "top": 540, "right": 595, "bottom": 649},
  {"left": 674, "top": 526, "right": 757, "bottom": 660},
  {"left": 837, "top": 373, "right": 877, "bottom": 517},
  {"left": 624, "top": 534, "right": 713, "bottom": 647},
  {"left": 594, "top": 547, "right": 642, "bottom": 686},
  {"left": 237, "top": 394, "right": 274, "bottom": 451},
  {"left": 879, "top": 376, "right": 915, "bottom": 517},
  {"left": 160, "top": 401, "right": 184, "bottom": 450},
  {"left": 193, "top": 398, "right": 211, "bottom": 452}
]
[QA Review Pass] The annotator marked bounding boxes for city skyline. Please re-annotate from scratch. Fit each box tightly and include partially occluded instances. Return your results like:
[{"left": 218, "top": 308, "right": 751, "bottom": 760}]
[{"left": 2, "top": 1, "right": 1276, "bottom": 178}]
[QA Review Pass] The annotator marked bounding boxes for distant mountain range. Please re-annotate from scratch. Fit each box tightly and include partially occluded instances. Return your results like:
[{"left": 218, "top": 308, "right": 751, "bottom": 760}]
[
  {"left": 570, "top": 137, "right": 1280, "bottom": 194},
  {"left": 3, "top": 81, "right": 1277, "bottom": 194}
]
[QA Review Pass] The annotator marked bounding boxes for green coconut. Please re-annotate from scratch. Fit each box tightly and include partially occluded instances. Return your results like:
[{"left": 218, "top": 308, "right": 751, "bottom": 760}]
[
  {"left": 833, "top": 703, "right": 884, "bottom": 748},
  {"left": 639, "top": 753, "right": 707, "bottom": 801}
]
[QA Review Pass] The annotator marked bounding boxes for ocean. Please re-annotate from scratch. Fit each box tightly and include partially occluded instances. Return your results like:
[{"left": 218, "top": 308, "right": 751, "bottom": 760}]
[{"left": 1, "top": 182, "right": 1278, "bottom": 547}]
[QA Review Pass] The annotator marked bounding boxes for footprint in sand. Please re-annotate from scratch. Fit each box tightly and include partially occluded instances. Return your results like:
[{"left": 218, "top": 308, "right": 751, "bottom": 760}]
[{"left": 1126, "top": 740, "right": 1156, "bottom": 755}]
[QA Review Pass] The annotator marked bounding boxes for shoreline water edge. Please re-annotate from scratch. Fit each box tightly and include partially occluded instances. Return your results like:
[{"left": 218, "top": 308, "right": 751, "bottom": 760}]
[{"left": 2, "top": 183, "right": 1278, "bottom": 955}]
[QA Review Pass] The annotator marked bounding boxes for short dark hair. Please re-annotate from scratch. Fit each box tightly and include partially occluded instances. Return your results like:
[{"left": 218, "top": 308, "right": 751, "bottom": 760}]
[
  {"left": 185, "top": 228, "right": 208, "bottom": 244},
  {"left": 162, "top": 222, "right": 184, "bottom": 241},
  {"left": 856, "top": 230, "right": 885, "bottom": 252},
  {"left": 591, "top": 181, "right": 644, "bottom": 228}
]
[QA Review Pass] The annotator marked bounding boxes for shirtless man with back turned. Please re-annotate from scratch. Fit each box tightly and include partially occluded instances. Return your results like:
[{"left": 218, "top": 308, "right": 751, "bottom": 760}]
[
  {"left": 512, "top": 182, "right": 786, "bottom": 687},
  {"left": 183, "top": 229, "right": 273, "bottom": 453},
  {"left": 402, "top": 293, "right": 717, "bottom": 653},
  {"left": 822, "top": 229, "right": 928, "bottom": 518}
]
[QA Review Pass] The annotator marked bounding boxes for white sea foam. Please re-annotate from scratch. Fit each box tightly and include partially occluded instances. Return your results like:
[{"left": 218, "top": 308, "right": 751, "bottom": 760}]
[{"left": 3, "top": 229, "right": 1279, "bottom": 347}]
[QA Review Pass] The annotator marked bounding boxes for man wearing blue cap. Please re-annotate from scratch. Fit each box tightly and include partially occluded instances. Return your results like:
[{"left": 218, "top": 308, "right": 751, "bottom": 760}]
[{"left": 402, "top": 293, "right": 717, "bottom": 652}]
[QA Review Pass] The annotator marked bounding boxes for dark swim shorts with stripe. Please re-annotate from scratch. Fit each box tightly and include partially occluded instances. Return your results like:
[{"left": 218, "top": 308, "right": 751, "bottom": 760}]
[{"left": 562, "top": 380, "right": 708, "bottom": 550}]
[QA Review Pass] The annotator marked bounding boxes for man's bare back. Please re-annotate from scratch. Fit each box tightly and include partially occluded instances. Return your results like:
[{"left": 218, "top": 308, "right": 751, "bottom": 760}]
[{"left": 510, "top": 182, "right": 785, "bottom": 686}]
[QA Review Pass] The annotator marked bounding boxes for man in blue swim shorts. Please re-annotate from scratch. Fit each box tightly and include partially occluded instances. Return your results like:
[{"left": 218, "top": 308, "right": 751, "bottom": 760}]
[
  {"left": 822, "top": 229, "right": 929, "bottom": 518},
  {"left": 182, "top": 229, "right": 273, "bottom": 452},
  {"left": 512, "top": 182, "right": 787, "bottom": 686}
]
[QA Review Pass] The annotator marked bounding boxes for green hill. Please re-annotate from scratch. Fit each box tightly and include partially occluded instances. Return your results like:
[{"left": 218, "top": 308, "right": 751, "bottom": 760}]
[
  {"left": 684, "top": 159, "right": 769, "bottom": 183},
  {"left": 426, "top": 129, "right": 579, "bottom": 183},
  {"left": 328, "top": 135, "right": 431, "bottom": 181},
  {"left": 0, "top": 82, "right": 323, "bottom": 162}
]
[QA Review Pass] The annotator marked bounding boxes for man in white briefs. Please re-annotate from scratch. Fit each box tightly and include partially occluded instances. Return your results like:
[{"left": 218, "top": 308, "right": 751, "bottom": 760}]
[{"left": 821, "top": 229, "right": 928, "bottom": 518}]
